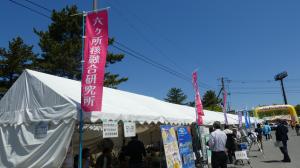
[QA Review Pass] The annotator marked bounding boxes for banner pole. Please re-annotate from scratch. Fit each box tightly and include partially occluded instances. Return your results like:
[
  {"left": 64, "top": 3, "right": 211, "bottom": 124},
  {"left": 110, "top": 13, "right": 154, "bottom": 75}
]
[{"left": 79, "top": 11, "right": 86, "bottom": 168}]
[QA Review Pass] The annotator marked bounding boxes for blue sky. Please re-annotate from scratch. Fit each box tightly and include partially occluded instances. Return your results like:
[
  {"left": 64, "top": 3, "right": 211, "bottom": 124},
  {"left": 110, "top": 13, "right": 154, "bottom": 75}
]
[{"left": 1, "top": 0, "right": 300, "bottom": 110}]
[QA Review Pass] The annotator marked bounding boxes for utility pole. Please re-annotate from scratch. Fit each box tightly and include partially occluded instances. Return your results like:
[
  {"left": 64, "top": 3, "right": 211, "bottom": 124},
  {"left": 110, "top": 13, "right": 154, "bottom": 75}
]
[
  {"left": 221, "top": 77, "right": 225, "bottom": 93},
  {"left": 221, "top": 77, "right": 227, "bottom": 110},
  {"left": 274, "top": 71, "right": 288, "bottom": 104},
  {"left": 93, "top": 0, "right": 98, "bottom": 10},
  {"left": 217, "top": 77, "right": 225, "bottom": 98},
  {"left": 79, "top": 1, "right": 99, "bottom": 168}
]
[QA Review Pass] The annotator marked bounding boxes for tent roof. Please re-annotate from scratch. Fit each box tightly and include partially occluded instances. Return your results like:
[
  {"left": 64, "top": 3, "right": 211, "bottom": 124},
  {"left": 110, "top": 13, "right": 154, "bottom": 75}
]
[{"left": 0, "top": 69, "right": 243, "bottom": 125}]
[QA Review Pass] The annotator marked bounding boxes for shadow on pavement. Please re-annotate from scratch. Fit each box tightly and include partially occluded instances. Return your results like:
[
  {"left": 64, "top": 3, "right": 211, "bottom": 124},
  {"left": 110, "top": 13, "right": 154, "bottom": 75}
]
[{"left": 261, "top": 160, "right": 281, "bottom": 163}]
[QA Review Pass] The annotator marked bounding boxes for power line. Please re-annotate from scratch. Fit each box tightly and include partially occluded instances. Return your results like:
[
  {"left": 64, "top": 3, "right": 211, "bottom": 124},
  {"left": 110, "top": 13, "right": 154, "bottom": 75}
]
[
  {"left": 7, "top": 0, "right": 215, "bottom": 90},
  {"left": 23, "top": 0, "right": 52, "bottom": 13},
  {"left": 114, "top": 41, "right": 189, "bottom": 79},
  {"left": 107, "top": 1, "right": 189, "bottom": 75},
  {"left": 230, "top": 78, "right": 300, "bottom": 84},
  {"left": 111, "top": 44, "right": 192, "bottom": 84},
  {"left": 107, "top": 0, "right": 189, "bottom": 61},
  {"left": 230, "top": 79, "right": 275, "bottom": 84},
  {"left": 230, "top": 86, "right": 282, "bottom": 89},
  {"left": 8, "top": 0, "right": 51, "bottom": 19},
  {"left": 231, "top": 91, "right": 300, "bottom": 95},
  {"left": 113, "top": 41, "right": 214, "bottom": 89}
]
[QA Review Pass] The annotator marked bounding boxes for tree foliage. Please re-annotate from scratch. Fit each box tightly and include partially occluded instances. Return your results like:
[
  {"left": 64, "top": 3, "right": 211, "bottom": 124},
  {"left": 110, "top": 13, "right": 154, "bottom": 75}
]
[
  {"left": 0, "top": 37, "right": 37, "bottom": 89},
  {"left": 164, "top": 88, "right": 187, "bottom": 105},
  {"left": 34, "top": 5, "right": 82, "bottom": 78},
  {"left": 186, "top": 101, "right": 195, "bottom": 107},
  {"left": 34, "top": 5, "right": 127, "bottom": 88},
  {"left": 202, "top": 90, "right": 222, "bottom": 112}
]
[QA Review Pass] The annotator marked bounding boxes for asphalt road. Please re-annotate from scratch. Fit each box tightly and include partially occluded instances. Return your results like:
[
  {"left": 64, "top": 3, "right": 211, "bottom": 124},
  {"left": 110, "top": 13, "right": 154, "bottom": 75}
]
[{"left": 230, "top": 128, "right": 300, "bottom": 168}]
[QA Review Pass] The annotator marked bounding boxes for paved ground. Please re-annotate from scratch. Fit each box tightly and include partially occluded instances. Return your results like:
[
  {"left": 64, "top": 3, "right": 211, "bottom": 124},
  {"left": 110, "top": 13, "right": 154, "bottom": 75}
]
[{"left": 229, "top": 128, "right": 300, "bottom": 168}]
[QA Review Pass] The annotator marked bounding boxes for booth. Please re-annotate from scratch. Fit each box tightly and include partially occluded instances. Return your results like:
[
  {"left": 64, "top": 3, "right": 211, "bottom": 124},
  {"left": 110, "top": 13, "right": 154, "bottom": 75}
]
[{"left": 0, "top": 70, "right": 249, "bottom": 167}]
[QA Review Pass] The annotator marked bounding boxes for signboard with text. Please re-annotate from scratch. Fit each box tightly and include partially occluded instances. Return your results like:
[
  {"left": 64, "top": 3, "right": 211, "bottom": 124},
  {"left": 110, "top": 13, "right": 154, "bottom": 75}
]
[
  {"left": 34, "top": 121, "right": 48, "bottom": 139},
  {"left": 124, "top": 122, "right": 136, "bottom": 137},
  {"left": 177, "top": 126, "right": 195, "bottom": 168},
  {"left": 103, "top": 121, "right": 118, "bottom": 138},
  {"left": 161, "top": 125, "right": 182, "bottom": 168}
]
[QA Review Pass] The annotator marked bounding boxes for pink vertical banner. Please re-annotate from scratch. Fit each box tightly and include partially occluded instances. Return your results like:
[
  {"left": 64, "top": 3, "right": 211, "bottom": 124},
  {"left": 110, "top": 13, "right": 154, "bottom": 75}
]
[
  {"left": 81, "top": 10, "right": 108, "bottom": 112},
  {"left": 198, "top": 116, "right": 203, "bottom": 125},
  {"left": 223, "top": 90, "right": 228, "bottom": 124},
  {"left": 192, "top": 71, "right": 204, "bottom": 125}
]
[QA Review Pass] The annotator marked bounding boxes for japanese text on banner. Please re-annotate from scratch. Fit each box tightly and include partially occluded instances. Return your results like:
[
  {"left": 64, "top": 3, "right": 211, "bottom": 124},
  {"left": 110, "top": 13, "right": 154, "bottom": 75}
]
[{"left": 81, "top": 10, "right": 108, "bottom": 112}]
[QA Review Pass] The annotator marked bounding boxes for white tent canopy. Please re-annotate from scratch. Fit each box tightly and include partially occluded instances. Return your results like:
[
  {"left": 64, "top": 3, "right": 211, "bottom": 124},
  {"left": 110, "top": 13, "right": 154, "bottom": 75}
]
[
  {"left": 0, "top": 69, "right": 244, "bottom": 125},
  {"left": 0, "top": 70, "right": 253, "bottom": 167}
]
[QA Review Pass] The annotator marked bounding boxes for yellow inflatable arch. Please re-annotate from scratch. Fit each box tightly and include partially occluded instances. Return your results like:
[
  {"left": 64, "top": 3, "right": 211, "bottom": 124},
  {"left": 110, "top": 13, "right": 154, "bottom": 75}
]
[{"left": 254, "top": 105, "right": 299, "bottom": 124}]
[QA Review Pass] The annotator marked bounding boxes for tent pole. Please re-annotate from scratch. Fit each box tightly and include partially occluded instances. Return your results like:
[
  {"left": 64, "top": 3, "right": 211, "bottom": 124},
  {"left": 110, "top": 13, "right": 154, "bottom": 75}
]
[{"left": 79, "top": 12, "right": 86, "bottom": 168}]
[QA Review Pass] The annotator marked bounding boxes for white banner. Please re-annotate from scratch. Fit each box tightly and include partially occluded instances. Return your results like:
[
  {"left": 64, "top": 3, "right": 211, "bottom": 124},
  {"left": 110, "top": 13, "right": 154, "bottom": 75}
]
[
  {"left": 235, "top": 151, "right": 248, "bottom": 160},
  {"left": 124, "top": 122, "right": 136, "bottom": 137},
  {"left": 103, "top": 121, "right": 118, "bottom": 138}
]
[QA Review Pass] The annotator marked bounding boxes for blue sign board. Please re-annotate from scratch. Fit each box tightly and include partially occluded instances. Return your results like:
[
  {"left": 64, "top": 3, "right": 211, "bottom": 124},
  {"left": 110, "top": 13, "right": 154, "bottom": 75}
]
[{"left": 177, "top": 126, "right": 195, "bottom": 168}]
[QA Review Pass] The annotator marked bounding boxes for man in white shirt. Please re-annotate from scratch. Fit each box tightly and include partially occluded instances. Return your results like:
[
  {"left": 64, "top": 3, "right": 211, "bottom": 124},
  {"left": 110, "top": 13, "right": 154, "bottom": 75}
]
[{"left": 208, "top": 121, "right": 228, "bottom": 168}]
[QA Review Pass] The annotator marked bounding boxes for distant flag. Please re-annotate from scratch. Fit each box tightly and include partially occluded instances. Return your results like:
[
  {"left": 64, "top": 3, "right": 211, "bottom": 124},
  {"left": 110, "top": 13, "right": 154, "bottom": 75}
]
[
  {"left": 244, "top": 110, "right": 249, "bottom": 129},
  {"left": 248, "top": 111, "right": 252, "bottom": 128},
  {"left": 238, "top": 111, "right": 243, "bottom": 128},
  {"left": 192, "top": 71, "right": 204, "bottom": 125}
]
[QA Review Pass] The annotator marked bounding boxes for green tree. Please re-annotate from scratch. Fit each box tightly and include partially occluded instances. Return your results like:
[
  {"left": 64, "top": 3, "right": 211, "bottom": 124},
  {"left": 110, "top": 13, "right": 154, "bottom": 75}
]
[
  {"left": 202, "top": 90, "right": 222, "bottom": 112},
  {"left": 34, "top": 5, "right": 127, "bottom": 88},
  {"left": 164, "top": 88, "right": 187, "bottom": 105},
  {"left": 34, "top": 6, "right": 82, "bottom": 78},
  {"left": 0, "top": 37, "right": 37, "bottom": 89},
  {"left": 186, "top": 101, "right": 195, "bottom": 107}
]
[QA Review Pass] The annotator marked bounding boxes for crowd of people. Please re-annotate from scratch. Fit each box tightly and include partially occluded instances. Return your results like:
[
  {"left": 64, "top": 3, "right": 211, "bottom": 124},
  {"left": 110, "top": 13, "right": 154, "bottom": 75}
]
[
  {"left": 73, "top": 135, "right": 149, "bottom": 168},
  {"left": 208, "top": 121, "right": 240, "bottom": 168},
  {"left": 70, "top": 119, "right": 298, "bottom": 168},
  {"left": 208, "top": 119, "right": 295, "bottom": 168}
]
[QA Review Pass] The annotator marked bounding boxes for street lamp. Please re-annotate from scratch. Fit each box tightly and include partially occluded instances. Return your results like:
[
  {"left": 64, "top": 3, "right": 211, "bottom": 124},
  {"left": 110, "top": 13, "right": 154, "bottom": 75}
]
[{"left": 274, "top": 71, "right": 288, "bottom": 104}]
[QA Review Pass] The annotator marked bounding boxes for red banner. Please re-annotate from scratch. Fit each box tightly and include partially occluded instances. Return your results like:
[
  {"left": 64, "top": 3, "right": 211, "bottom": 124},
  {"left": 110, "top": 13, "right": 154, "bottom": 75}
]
[
  {"left": 198, "top": 116, "right": 203, "bottom": 125},
  {"left": 192, "top": 71, "right": 204, "bottom": 125},
  {"left": 81, "top": 10, "right": 108, "bottom": 112}
]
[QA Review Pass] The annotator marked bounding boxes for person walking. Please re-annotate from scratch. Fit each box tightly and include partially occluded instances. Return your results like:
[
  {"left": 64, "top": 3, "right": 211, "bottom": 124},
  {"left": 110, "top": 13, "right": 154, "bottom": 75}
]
[
  {"left": 224, "top": 125, "right": 236, "bottom": 164},
  {"left": 291, "top": 121, "right": 295, "bottom": 130},
  {"left": 208, "top": 121, "right": 228, "bottom": 168},
  {"left": 263, "top": 122, "right": 272, "bottom": 140},
  {"left": 295, "top": 123, "right": 300, "bottom": 136},
  {"left": 255, "top": 123, "right": 263, "bottom": 150},
  {"left": 275, "top": 120, "right": 291, "bottom": 162}
]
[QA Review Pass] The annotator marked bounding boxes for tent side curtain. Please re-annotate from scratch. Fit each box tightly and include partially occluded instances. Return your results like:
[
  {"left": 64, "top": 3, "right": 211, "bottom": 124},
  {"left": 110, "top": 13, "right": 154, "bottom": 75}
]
[
  {"left": 0, "top": 120, "right": 76, "bottom": 168},
  {"left": 0, "top": 70, "right": 77, "bottom": 125}
]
